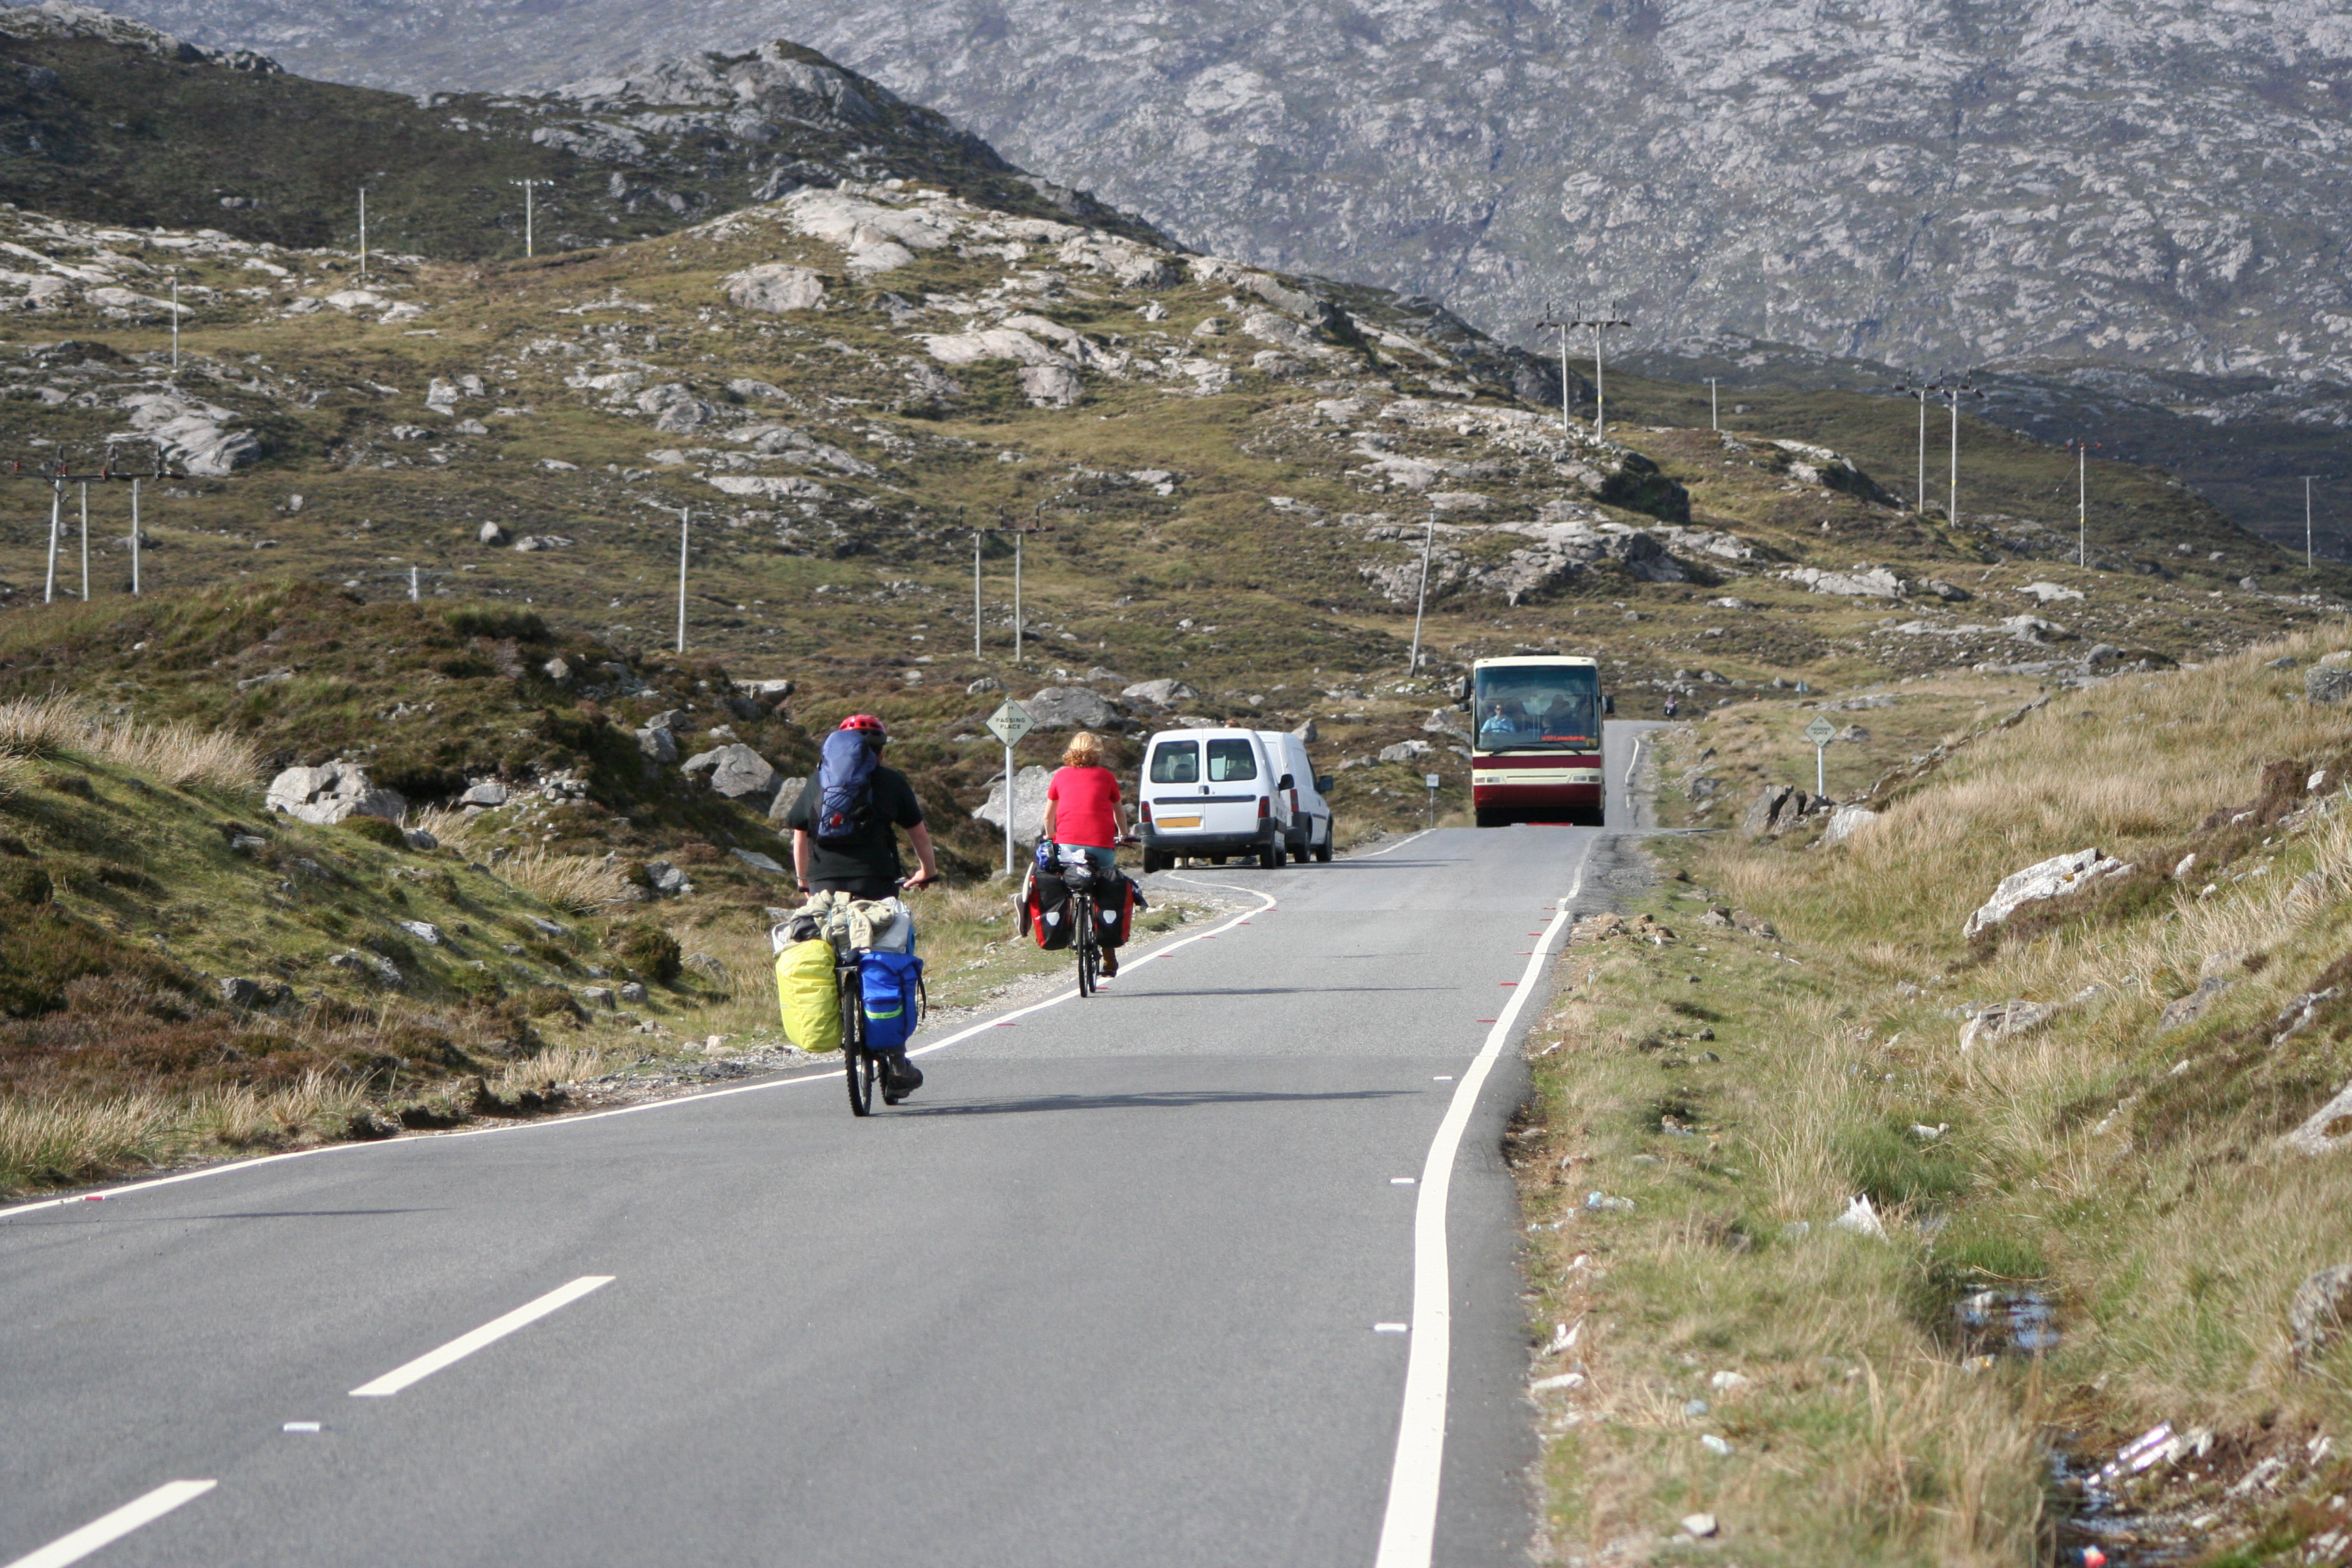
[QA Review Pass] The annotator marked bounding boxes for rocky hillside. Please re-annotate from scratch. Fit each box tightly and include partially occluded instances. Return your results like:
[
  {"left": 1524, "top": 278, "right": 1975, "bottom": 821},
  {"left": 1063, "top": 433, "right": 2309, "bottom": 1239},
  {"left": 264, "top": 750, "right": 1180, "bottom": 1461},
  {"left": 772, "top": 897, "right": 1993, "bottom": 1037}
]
[
  {"left": 0, "top": 3, "right": 1148, "bottom": 258},
  {"left": 108, "top": 0, "right": 2352, "bottom": 393}
]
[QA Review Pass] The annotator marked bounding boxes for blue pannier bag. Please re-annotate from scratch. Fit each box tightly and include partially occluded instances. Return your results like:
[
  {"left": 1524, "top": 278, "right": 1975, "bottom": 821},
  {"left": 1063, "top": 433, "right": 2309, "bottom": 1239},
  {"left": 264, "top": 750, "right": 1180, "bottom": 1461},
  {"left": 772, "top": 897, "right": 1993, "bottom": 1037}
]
[{"left": 860, "top": 950, "right": 925, "bottom": 1051}]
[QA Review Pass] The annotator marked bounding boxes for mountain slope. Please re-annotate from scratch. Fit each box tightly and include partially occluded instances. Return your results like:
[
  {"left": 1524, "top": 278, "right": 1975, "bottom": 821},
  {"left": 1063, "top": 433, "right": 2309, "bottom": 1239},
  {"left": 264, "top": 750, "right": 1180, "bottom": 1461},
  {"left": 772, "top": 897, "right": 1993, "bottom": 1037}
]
[
  {"left": 0, "top": 3, "right": 1153, "bottom": 259},
  {"left": 105, "top": 0, "right": 2352, "bottom": 392}
]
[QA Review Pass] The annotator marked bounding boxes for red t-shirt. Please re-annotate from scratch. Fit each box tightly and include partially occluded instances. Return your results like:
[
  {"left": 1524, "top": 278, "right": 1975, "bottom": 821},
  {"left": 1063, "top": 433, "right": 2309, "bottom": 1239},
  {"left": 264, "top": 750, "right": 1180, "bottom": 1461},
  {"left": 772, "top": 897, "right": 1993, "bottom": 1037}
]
[{"left": 1047, "top": 765, "right": 1122, "bottom": 847}]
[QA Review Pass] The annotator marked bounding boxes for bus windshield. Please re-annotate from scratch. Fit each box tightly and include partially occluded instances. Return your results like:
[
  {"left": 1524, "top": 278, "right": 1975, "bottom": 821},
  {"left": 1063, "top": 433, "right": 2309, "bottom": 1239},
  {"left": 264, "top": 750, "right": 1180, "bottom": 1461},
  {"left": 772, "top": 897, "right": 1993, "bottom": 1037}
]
[{"left": 1472, "top": 665, "right": 1600, "bottom": 751}]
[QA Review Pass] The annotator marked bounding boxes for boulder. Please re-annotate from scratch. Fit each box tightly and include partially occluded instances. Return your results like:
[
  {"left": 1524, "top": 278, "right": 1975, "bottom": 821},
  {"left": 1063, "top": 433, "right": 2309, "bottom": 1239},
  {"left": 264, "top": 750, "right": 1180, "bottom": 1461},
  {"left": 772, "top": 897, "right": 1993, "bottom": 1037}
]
[
  {"left": 1819, "top": 802, "right": 1880, "bottom": 847},
  {"left": 642, "top": 860, "right": 693, "bottom": 898},
  {"left": 2157, "top": 976, "right": 2232, "bottom": 1032},
  {"left": 1378, "top": 739, "right": 1435, "bottom": 764},
  {"left": 540, "top": 657, "right": 572, "bottom": 683},
  {"left": 1962, "top": 847, "right": 2134, "bottom": 938},
  {"left": 723, "top": 263, "right": 827, "bottom": 313},
  {"left": 1019, "top": 364, "right": 1085, "bottom": 407},
  {"left": 2307, "top": 665, "right": 2352, "bottom": 705},
  {"left": 1785, "top": 566, "right": 1906, "bottom": 598},
  {"left": 683, "top": 743, "right": 782, "bottom": 808},
  {"left": 618, "top": 981, "right": 650, "bottom": 1004},
  {"left": 1025, "top": 686, "right": 1120, "bottom": 730},
  {"left": 1959, "top": 1000, "right": 2052, "bottom": 1049},
  {"left": 743, "top": 679, "right": 795, "bottom": 700},
  {"left": 973, "top": 764, "right": 1054, "bottom": 845},
  {"left": 397, "top": 920, "right": 443, "bottom": 946},
  {"left": 580, "top": 985, "right": 617, "bottom": 1010},
  {"left": 459, "top": 779, "right": 509, "bottom": 808},
  {"left": 219, "top": 976, "right": 265, "bottom": 1007},
  {"left": 636, "top": 725, "right": 679, "bottom": 764},
  {"left": 2290, "top": 1264, "right": 2352, "bottom": 1367},
  {"left": 1122, "top": 678, "right": 1200, "bottom": 707},
  {"left": 1741, "top": 784, "right": 1827, "bottom": 838},
  {"left": 402, "top": 828, "right": 438, "bottom": 851},
  {"left": 478, "top": 521, "right": 508, "bottom": 546},
  {"left": 1730, "top": 909, "right": 1779, "bottom": 940},
  {"left": 265, "top": 762, "right": 406, "bottom": 826},
  {"left": 968, "top": 676, "right": 1005, "bottom": 696},
  {"left": 767, "top": 777, "right": 808, "bottom": 821},
  {"left": 1292, "top": 717, "right": 1318, "bottom": 745},
  {"left": 2283, "top": 1081, "right": 2352, "bottom": 1157},
  {"left": 731, "top": 849, "right": 786, "bottom": 874},
  {"left": 1422, "top": 707, "right": 1470, "bottom": 742}
]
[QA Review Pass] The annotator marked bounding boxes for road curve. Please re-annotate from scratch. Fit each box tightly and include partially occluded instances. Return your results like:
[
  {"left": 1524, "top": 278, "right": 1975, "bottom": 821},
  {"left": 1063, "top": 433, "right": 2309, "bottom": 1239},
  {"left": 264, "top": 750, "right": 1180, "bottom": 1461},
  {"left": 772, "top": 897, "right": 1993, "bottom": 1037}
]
[{"left": 0, "top": 726, "right": 1652, "bottom": 1568}]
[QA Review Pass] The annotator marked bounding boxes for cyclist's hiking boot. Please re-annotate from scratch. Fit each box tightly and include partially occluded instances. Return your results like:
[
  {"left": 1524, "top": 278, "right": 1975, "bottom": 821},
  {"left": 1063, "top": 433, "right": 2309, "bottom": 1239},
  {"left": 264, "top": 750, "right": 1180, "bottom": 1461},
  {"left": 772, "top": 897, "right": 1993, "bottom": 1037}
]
[
  {"left": 880, "top": 1050, "right": 924, "bottom": 1104},
  {"left": 1099, "top": 947, "right": 1117, "bottom": 979}
]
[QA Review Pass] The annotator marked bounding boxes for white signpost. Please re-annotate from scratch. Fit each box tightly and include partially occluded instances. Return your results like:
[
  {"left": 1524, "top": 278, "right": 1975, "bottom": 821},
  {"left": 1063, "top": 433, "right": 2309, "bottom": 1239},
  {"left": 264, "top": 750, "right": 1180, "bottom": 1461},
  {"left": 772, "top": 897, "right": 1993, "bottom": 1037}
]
[
  {"left": 1425, "top": 771, "right": 1442, "bottom": 828},
  {"left": 986, "top": 700, "right": 1034, "bottom": 877},
  {"left": 1804, "top": 714, "right": 1837, "bottom": 794}
]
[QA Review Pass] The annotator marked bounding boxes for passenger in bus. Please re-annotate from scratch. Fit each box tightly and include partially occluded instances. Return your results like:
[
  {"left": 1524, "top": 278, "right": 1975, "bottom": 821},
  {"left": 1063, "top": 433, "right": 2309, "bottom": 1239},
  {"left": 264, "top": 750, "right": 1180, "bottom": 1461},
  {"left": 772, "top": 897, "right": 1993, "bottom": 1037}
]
[{"left": 1480, "top": 700, "right": 1530, "bottom": 738}]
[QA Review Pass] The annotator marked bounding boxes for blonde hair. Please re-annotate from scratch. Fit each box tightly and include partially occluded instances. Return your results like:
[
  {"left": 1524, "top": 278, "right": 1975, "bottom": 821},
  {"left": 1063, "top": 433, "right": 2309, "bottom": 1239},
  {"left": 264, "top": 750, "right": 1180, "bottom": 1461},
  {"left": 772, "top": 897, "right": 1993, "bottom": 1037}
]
[{"left": 1063, "top": 731, "right": 1105, "bottom": 768}]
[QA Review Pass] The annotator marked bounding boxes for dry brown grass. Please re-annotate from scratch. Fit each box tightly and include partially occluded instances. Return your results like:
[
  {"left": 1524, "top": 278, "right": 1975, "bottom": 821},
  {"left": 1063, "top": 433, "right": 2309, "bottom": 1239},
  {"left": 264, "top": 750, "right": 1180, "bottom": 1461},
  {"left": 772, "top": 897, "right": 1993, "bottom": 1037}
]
[
  {"left": 0, "top": 692, "right": 264, "bottom": 794},
  {"left": 489, "top": 848, "right": 634, "bottom": 915}
]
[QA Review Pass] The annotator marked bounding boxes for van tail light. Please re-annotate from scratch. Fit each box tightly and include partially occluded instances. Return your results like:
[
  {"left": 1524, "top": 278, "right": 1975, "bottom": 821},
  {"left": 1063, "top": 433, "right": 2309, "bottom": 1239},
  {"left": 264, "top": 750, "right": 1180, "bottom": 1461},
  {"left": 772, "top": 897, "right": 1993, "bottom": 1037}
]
[
  {"left": 1288, "top": 788, "right": 1300, "bottom": 816},
  {"left": 1140, "top": 800, "right": 1152, "bottom": 825},
  {"left": 1257, "top": 797, "right": 1270, "bottom": 819}
]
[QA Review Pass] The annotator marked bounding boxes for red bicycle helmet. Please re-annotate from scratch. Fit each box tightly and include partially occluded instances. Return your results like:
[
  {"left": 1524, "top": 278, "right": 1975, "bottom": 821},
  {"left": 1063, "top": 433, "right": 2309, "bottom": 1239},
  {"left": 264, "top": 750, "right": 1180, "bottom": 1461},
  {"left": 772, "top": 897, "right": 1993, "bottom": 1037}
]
[{"left": 838, "top": 713, "right": 887, "bottom": 740}]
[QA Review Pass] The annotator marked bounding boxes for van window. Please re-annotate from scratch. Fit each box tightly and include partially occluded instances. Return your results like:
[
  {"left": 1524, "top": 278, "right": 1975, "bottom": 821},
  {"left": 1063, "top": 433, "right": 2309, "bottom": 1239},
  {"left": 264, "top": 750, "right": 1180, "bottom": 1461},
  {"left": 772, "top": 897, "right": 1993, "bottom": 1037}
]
[
  {"left": 1207, "top": 738, "right": 1258, "bottom": 783},
  {"left": 1149, "top": 740, "right": 1200, "bottom": 784}
]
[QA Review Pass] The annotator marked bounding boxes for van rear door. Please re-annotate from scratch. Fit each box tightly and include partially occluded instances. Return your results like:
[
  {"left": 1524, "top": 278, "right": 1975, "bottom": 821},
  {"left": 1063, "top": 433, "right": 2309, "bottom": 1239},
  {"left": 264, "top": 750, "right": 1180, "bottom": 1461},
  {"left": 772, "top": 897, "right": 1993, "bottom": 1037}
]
[
  {"left": 1145, "top": 737, "right": 1206, "bottom": 839},
  {"left": 1198, "top": 734, "right": 1269, "bottom": 837}
]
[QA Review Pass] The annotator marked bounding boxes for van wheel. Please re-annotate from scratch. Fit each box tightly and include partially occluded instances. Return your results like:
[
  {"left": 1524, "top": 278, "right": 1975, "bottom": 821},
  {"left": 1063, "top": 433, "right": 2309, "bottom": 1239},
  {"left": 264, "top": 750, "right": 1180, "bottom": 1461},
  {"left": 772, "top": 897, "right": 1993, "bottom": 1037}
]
[
  {"left": 1141, "top": 849, "right": 1166, "bottom": 874},
  {"left": 1209, "top": 855, "right": 1227, "bottom": 866},
  {"left": 1259, "top": 839, "right": 1284, "bottom": 869},
  {"left": 1313, "top": 836, "right": 1333, "bottom": 863}
]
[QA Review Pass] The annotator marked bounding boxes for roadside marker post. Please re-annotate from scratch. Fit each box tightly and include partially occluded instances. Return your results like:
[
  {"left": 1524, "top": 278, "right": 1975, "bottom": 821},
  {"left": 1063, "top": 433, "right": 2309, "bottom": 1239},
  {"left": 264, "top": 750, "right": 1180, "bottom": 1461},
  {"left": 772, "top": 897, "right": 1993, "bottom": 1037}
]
[
  {"left": 1804, "top": 714, "right": 1836, "bottom": 795},
  {"left": 986, "top": 699, "right": 1034, "bottom": 878},
  {"left": 1424, "top": 771, "right": 1441, "bottom": 828}
]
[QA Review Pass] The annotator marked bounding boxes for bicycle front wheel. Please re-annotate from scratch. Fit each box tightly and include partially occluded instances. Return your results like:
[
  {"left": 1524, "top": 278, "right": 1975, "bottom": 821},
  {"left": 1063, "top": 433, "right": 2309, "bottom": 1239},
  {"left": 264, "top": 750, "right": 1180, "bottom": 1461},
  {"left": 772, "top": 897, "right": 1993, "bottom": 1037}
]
[{"left": 841, "top": 967, "right": 874, "bottom": 1117}]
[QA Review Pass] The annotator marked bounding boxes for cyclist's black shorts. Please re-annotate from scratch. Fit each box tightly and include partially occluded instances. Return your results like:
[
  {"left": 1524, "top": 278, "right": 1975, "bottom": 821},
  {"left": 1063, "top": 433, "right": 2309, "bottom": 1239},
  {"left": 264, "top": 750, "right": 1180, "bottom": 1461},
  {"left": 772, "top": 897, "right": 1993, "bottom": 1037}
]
[{"left": 808, "top": 875, "right": 899, "bottom": 900}]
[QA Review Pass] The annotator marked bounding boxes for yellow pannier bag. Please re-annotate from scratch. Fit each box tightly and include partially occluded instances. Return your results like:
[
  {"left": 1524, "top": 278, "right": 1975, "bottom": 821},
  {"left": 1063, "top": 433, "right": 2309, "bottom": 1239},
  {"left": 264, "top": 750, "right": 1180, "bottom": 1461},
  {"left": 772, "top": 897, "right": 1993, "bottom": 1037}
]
[{"left": 776, "top": 938, "right": 841, "bottom": 1053}]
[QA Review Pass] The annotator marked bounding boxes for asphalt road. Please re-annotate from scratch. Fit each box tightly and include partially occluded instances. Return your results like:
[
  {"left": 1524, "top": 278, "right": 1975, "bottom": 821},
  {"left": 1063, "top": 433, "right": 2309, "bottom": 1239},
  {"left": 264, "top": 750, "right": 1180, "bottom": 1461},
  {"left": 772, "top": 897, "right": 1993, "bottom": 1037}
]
[{"left": 0, "top": 725, "right": 1652, "bottom": 1568}]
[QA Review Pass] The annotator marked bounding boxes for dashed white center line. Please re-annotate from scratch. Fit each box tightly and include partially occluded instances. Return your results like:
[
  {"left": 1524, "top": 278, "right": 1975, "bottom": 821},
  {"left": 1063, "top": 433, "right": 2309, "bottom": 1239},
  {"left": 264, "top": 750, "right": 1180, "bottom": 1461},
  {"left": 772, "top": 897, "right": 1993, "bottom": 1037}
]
[
  {"left": 1373, "top": 1322, "right": 1409, "bottom": 1334},
  {"left": 5, "top": 1480, "right": 215, "bottom": 1568},
  {"left": 350, "top": 1275, "right": 612, "bottom": 1397},
  {"left": 1390, "top": 1177, "right": 1416, "bottom": 1186}
]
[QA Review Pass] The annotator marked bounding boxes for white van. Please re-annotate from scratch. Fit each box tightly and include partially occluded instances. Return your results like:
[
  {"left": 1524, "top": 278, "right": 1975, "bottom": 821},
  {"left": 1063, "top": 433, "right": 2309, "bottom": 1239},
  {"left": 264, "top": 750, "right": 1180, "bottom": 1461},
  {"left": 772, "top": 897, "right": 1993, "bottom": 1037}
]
[
  {"left": 1258, "top": 730, "right": 1335, "bottom": 864},
  {"left": 1136, "top": 728, "right": 1296, "bottom": 871}
]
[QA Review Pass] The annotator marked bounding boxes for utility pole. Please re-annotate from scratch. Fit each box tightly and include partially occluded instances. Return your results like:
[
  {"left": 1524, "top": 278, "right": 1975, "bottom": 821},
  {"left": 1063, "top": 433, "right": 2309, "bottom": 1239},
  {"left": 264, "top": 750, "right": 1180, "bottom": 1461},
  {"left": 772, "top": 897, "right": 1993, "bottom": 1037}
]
[
  {"left": 409, "top": 565, "right": 420, "bottom": 603},
  {"left": 17, "top": 448, "right": 164, "bottom": 603},
  {"left": 2306, "top": 476, "right": 2319, "bottom": 570},
  {"left": 1922, "top": 375, "right": 1985, "bottom": 527},
  {"left": 1569, "top": 301, "right": 1632, "bottom": 439},
  {"left": 1533, "top": 301, "right": 1573, "bottom": 440},
  {"left": 510, "top": 179, "right": 541, "bottom": 258},
  {"left": 675, "top": 506, "right": 690, "bottom": 653},
  {"left": 2063, "top": 439, "right": 2102, "bottom": 567},
  {"left": 1004, "top": 500, "right": 1062, "bottom": 668},
  {"left": 43, "top": 474, "right": 59, "bottom": 603},
  {"left": 78, "top": 481, "right": 87, "bottom": 601},
  {"left": 1891, "top": 381, "right": 1936, "bottom": 512},
  {"left": 973, "top": 525, "right": 983, "bottom": 660},
  {"left": 357, "top": 186, "right": 368, "bottom": 283},
  {"left": 1705, "top": 377, "right": 1720, "bottom": 432},
  {"left": 129, "top": 476, "right": 140, "bottom": 595},
  {"left": 168, "top": 274, "right": 180, "bottom": 372},
  {"left": 1407, "top": 510, "right": 1435, "bottom": 675}
]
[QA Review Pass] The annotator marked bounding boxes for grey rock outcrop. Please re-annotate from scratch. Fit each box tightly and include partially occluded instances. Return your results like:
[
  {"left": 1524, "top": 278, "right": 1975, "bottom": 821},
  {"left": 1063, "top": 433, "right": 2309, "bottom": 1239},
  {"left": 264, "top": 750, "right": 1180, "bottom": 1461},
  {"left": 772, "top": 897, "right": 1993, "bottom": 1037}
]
[
  {"left": 1024, "top": 686, "right": 1119, "bottom": 730},
  {"left": 1742, "top": 785, "right": 1829, "bottom": 838},
  {"left": 2283, "top": 1081, "right": 2352, "bottom": 1158},
  {"left": 1122, "top": 679, "right": 1199, "bottom": 707},
  {"left": 458, "top": 779, "right": 508, "bottom": 807},
  {"left": 2290, "top": 1264, "right": 2352, "bottom": 1369},
  {"left": 682, "top": 743, "right": 783, "bottom": 808},
  {"left": 265, "top": 761, "right": 406, "bottom": 826},
  {"left": 635, "top": 725, "right": 679, "bottom": 764},
  {"left": 767, "top": 777, "right": 808, "bottom": 821},
  {"left": 1819, "top": 802, "right": 1880, "bottom": 847},
  {"left": 1963, "top": 847, "right": 2134, "bottom": 939},
  {"left": 723, "top": 263, "right": 827, "bottom": 313},
  {"left": 2307, "top": 665, "right": 2352, "bottom": 706},
  {"left": 973, "top": 763, "right": 1052, "bottom": 845}
]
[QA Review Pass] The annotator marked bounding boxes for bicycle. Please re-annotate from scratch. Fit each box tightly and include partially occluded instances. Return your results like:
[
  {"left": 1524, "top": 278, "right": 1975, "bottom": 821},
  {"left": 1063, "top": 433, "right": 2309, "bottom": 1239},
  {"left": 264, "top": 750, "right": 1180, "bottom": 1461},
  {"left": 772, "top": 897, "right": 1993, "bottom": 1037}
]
[
  {"left": 834, "top": 931, "right": 879, "bottom": 1115},
  {"left": 1065, "top": 858, "right": 1103, "bottom": 998}
]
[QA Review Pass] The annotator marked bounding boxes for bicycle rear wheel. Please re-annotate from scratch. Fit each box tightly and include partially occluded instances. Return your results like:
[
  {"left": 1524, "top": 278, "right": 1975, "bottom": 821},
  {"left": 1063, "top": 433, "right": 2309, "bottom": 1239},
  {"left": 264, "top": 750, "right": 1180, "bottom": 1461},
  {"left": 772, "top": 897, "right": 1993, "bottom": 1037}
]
[
  {"left": 1075, "top": 893, "right": 1098, "bottom": 997},
  {"left": 841, "top": 965, "right": 875, "bottom": 1117}
]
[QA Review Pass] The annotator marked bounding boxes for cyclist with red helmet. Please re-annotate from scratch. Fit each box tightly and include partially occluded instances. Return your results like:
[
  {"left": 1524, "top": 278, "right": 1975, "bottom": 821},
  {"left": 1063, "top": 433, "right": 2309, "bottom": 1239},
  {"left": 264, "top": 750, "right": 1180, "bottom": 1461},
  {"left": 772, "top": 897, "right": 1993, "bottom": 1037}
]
[{"left": 783, "top": 713, "right": 940, "bottom": 900}]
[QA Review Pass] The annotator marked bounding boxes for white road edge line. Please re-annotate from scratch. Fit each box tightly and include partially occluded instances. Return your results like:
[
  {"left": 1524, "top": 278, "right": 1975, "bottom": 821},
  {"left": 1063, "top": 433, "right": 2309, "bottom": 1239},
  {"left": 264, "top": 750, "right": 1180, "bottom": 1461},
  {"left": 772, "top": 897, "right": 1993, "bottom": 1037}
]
[
  {"left": 0, "top": 887, "right": 1286, "bottom": 1222},
  {"left": 348, "top": 1275, "right": 612, "bottom": 1397},
  {"left": 4, "top": 1479, "right": 216, "bottom": 1568},
  {"left": 1371, "top": 838, "right": 1592, "bottom": 1568}
]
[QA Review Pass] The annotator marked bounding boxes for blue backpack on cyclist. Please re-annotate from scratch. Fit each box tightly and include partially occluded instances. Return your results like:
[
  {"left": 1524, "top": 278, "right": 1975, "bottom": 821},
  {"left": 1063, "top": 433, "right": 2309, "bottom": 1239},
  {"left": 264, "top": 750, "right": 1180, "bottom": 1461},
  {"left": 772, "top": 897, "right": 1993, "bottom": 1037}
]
[{"left": 860, "top": 950, "right": 925, "bottom": 1051}]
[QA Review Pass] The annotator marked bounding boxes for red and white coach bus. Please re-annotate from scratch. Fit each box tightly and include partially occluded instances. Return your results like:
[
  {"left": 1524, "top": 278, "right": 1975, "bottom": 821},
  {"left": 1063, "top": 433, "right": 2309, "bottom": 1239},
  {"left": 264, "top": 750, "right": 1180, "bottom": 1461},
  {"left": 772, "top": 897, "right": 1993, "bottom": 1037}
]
[{"left": 1465, "top": 655, "right": 1609, "bottom": 827}]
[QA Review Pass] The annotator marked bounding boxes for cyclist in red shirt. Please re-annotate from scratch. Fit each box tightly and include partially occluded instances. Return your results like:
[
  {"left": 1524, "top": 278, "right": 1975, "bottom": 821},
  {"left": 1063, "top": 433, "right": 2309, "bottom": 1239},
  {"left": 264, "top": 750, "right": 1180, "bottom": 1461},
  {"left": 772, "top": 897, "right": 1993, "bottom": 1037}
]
[{"left": 1042, "top": 730, "right": 1128, "bottom": 974}]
